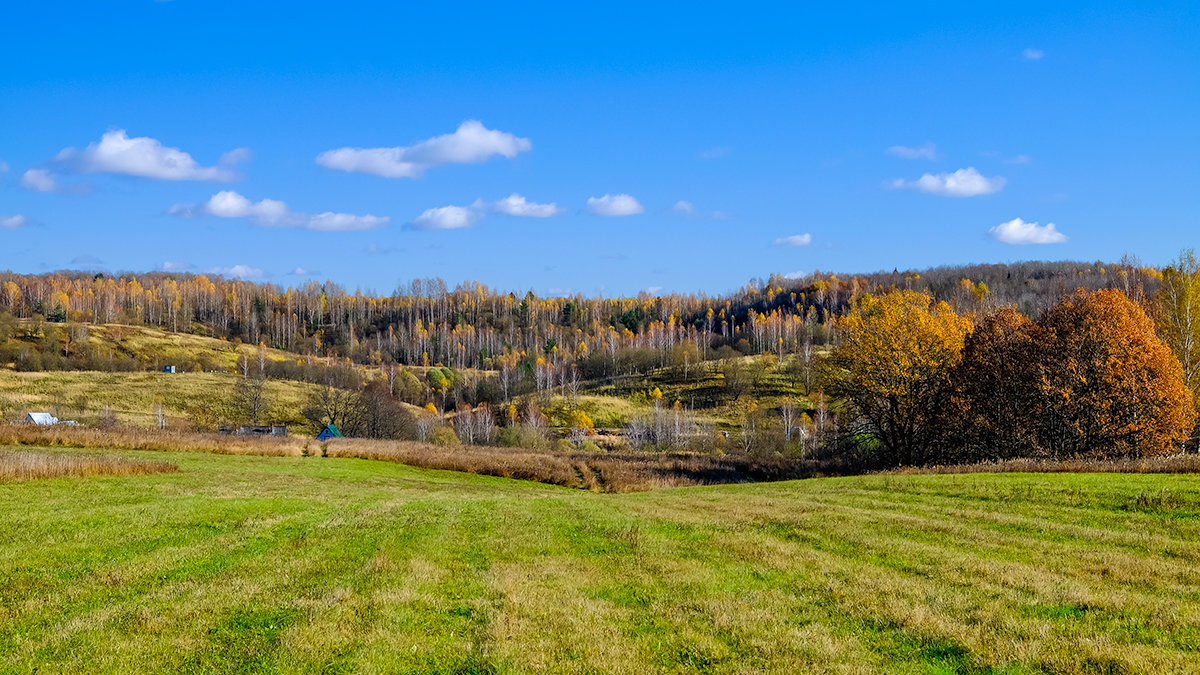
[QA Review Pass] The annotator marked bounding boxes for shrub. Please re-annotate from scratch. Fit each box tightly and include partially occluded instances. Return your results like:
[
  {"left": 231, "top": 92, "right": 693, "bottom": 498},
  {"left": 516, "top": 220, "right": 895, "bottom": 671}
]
[{"left": 429, "top": 427, "right": 460, "bottom": 447}]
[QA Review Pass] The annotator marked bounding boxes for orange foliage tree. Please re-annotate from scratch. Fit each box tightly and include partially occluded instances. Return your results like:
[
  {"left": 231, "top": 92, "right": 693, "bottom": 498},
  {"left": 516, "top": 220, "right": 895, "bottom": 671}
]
[
  {"left": 829, "top": 290, "right": 970, "bottom": 465},
  {"left": 959, "top": 289, "right": 1194, "bottom": 459}
]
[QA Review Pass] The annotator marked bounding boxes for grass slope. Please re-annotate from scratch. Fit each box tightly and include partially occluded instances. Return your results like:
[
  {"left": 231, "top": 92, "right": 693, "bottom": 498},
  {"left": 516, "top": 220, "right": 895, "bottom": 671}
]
[
  {"left": 3, "top": 448, "right": 1200, "bottom": 673},
  {"left": 0, "top": 370, "right": 320, "bottom": 427}
]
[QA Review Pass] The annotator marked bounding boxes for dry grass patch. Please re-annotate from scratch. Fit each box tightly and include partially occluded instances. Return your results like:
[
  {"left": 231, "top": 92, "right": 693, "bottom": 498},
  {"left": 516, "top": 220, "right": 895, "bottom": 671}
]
[{"left": 0, "top": 450, "right": 177, "bottom": 481}]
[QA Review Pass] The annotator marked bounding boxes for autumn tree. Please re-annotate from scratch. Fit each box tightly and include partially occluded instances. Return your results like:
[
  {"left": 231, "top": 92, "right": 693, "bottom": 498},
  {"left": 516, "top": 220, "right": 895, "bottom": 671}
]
[
  {"left": 828, "top": 290, "right": 970, "bottom": 466},
  {"left": 950, "top": 307, "right": 1041, "bottom": 460},
  {"left": 1155, "top": 250, "right": 1200, "bottom": 403},
  {"left": 1029, "top": 289, "right": 1194, "bottom": 457}
]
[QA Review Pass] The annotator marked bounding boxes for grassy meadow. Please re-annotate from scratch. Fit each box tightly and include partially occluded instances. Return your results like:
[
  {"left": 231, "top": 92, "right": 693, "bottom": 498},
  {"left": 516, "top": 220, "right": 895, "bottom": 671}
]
[
  {"left": 2, "top": 446, "right": 1200, "bottom": 673},
  {"left": 0, "top": 370, "right": 321, "bottom": 428}
]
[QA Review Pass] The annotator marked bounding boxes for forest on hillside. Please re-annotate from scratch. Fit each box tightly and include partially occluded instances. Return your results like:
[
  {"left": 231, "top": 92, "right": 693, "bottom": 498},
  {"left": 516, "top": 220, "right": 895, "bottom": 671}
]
[
  {"left": 5, "top": 255, "right": 1200, "bottom": 471},
  {"left": 0, "top": 258, "right": 1156, "bottom": 372}
]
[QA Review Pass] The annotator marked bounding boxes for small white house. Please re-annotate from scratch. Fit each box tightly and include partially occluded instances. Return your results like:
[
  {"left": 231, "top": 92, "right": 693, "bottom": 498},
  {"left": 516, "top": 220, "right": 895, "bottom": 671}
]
[{"left": 26, "top": 412, "right": 59, "bottom": 426}]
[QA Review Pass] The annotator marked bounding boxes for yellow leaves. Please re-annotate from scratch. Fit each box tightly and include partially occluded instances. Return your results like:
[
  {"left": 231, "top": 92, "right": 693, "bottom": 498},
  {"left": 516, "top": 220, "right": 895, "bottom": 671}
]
[{"left": 651, "top": 387, "right": 663, "bottom": 400}]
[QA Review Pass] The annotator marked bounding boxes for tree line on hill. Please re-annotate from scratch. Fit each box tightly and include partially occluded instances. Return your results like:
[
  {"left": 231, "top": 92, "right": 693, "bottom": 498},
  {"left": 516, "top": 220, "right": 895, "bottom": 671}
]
[{"left": 0, "top": 259, "right": 1156, "bottom": 378}]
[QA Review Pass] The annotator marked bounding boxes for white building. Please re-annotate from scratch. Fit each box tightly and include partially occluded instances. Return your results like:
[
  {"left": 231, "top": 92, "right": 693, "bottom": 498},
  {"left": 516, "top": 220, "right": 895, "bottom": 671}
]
[{"left": 26, "top": 412, "right": 59, "bottom": 426}]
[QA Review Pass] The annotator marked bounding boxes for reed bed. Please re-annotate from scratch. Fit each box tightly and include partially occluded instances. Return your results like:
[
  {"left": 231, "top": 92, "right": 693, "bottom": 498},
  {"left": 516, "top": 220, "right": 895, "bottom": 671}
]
[
  {"left": 0, "top": 450, "right": 178, "bottom": 481},
  {"left": 887, "top": 454, "right": 1200, "bottom": 475},
  {"left": 327, "top": 438, "right": 850, "bottom": 492},
  {"left": 0, "top": 424, "right": 310, "bottom": 457}
]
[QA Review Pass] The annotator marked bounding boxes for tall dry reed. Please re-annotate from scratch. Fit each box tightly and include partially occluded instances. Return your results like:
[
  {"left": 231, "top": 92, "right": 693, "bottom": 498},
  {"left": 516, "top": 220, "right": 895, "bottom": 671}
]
[{"left": 0, "top": 451, "right": 178, "bottom": 481}]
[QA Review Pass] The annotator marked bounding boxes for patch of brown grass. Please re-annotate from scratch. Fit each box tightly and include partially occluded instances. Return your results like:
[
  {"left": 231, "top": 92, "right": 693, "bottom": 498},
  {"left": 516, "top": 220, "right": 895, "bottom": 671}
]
[
  {"left": 0, "top": 424, "right": 851, "bottom": 492},
  {"left": 0, "top": 450, "right": 178, "bottom": 481},
  {"left": 327, "top": 438, "right": 851, "bottom": 492},
  {"left": 0, "top": 424, "right": 310, "bottom": 457},
  {"left": 886, "top": 454, "right": 1200, "bottom": 475}
]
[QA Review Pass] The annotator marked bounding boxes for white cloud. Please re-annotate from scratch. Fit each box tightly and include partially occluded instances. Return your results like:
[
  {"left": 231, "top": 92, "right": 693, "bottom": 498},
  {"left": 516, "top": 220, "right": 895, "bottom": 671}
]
[
  {"left": 410, "top": 205, "right": 480, "bottom": 230},
  {"left": 169, "top": 191, "right": 387, "bottom": 231},
  {"left": 886, "top": 143, "right": 938, "bottom": 160},
  {"left": 772, "top": 234, "right": 813, "bottom": 247},
  {"left": 990, "top": 217, "right": 1067, "bottom": 245},
  {"left": 1, "top": 214, "right": 29, "bottom": 229},
  {"left": 1006, "top": 154, "right": 1032, "bottom": 165},
  {"left": 0, "top": 160, "right": 8, "bottom": 173},
  {"left": 888, "top": 167, "right": 1006, "bottom": 197},
  {"left": 53, "top": 129, "right": 238, "bottom": 181},
  {"left": 672, "top": 200, "right": 696, "bottom": 215},
  {"left": 317, "top": 120, "right": 531, "bottom": 178},
  {"left": 782, "top": 270, "right": 805, "bottom": 280},
  {"left": 1022, "top": 48, "right": 1044, "bottom": 60},
  {"left": 587, "top": 193, "right": 644, "bottom": 216},
  {"left": 20, "top": 169, "right": 58, "bottom": 192},
  {"left": 489, "top": 193, "right": 562, "bottom": 217},
  {"left": 160, "top": 261, "right": 194, "bottom": 272},
  {"left": 206, "top": 265, "right": 263, "bottom": 280}
]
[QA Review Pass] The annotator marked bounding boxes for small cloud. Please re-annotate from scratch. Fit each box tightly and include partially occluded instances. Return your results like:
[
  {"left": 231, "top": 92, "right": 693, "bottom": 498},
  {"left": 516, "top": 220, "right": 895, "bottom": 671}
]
[
  {"left": 1, "top": 214, "right": 29, "bottom": 229},
  {"left": 989, "top": 217, "right": 1067, "bottom": 244},
  {"left": 206, "top": 264, "right": 263, "bottom": 280},
  {"left": 317, "top": 120, "right": 531, "bottom": 179},
  {"left": 645, "top": 286, "right": 664, "bottom": 295},
  {"left": 291, "top": 267, "right": 320, "bottom": 276},
  {"left": 672, "top": 200, "right": 696, "bottom": 215},
  {"left": 1022, "top": 48, "right": 1044, "bottom": 60},
  {"left": 712, "top": 210, "right": 734, "bottom": 220},
  {"left": 69, "top": 254, "right": 105, "bottom": 267},
  {"left": 0, "top": 160, "right": 8, "bottom": 173},
  {"left": 489, "top": 193, "right": 562, "bottom": 217},
  {"left": 160, "top": 261, "right": 194, "bottom": 272},
  {"left": 696, "top": 146, "right": 731, "bottom": 160},
  {"left": 410, "top": 205, "right": 480, "bottom": 230},
  {"left": 888, "top": 167, "right": 1006, "bottom": 197},
  {"left": 782, "top": 270, "right": 805, "bottom": 280},
  {"left": 365, "top": 243, "right": 398, "bottom": 255},
  {"left": 20, "top": 169, "right": 58, "bottom": 192},
  {"left": 51, "top": 129, "right": 239, "bottom": 181},
  {"left": 587, "top": 193, "right": 644, "bottom": 217},
  {"left": 1006, "top": 154, "right": 1032, "bottom": 165},
  {"left": 886, "top": 143, "right": 938, "bottom": 160},
  {"left": 169, "top": 190, "right": 387, "bottom": 231},
  {"left": 771, "top": 234, "right": 813, "bottom": 247},
  {"left": 219, "top": 147, "right": 253, "bottom": 166}
]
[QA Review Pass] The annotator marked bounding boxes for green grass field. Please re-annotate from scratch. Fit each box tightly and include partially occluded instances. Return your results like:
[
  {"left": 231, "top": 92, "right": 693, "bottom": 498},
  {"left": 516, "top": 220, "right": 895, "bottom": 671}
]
[{"left": 3, "top": 448, "right": 1200, "bottom": 673}]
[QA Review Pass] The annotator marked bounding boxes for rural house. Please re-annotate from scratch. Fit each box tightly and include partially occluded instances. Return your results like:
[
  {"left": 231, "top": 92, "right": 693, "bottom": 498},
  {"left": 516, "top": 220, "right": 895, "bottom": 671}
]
[{"left": 316, "top": 424, "right": 343, "bottom": 441}]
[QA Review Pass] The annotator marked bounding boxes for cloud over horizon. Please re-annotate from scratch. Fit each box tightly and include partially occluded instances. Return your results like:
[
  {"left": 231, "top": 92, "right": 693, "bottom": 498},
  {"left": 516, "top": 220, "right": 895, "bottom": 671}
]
[
  {"left": 20, "top": 169, "right": 58, "bottom": 192},
  {"left": 206, "top": 264, "right": 263, "bottom": 280},
  {"left": 489, "top": 193, "right": 562, "bottom": 217},
  {"left": 169, "top": 191, "right": 388, "bottom": 231},
  {"left": 587, "top": 193, "right": 644, "bottom": 216},
  {"left": 886, "top": 143, "right": 938, "bottom": 160},
  {"left": 1, "top": 215, "right": 29, "bottom": 229},
  {"left": 50, "top": 129, "right": 245, "bottom": 181},
  {"left": 888, "top": 167, "right": 1006, "bottom": 197},
  {"left": 772, "top": 234, "right": 813, "bottom": 247},
  {"left": 317, "top": 120, "right": 531, "bottom": 178},
  {"left": 410, "top": 205, "right": 481, "bottom": 230},
  {"left": 990, "top": 217, "right": 1067, "bottom": 244}
]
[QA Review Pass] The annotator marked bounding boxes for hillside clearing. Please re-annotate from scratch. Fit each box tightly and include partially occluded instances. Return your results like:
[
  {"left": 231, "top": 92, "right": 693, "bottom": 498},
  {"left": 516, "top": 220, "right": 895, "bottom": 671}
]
[{"left": 1, "top": 448, "right": 1199, "bottom": 672}]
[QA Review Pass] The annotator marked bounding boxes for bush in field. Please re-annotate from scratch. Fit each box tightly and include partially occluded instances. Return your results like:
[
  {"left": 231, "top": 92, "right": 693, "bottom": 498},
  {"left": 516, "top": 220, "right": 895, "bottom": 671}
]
[{"left": 429, "top": 426, "right": 460, "bottom": 447}]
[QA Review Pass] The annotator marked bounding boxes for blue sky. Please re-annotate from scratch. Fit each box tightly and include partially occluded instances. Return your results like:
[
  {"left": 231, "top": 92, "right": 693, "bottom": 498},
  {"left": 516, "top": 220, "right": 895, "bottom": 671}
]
[{"left": 2, "top": 2, "right": 1197, "bottom": 296}]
